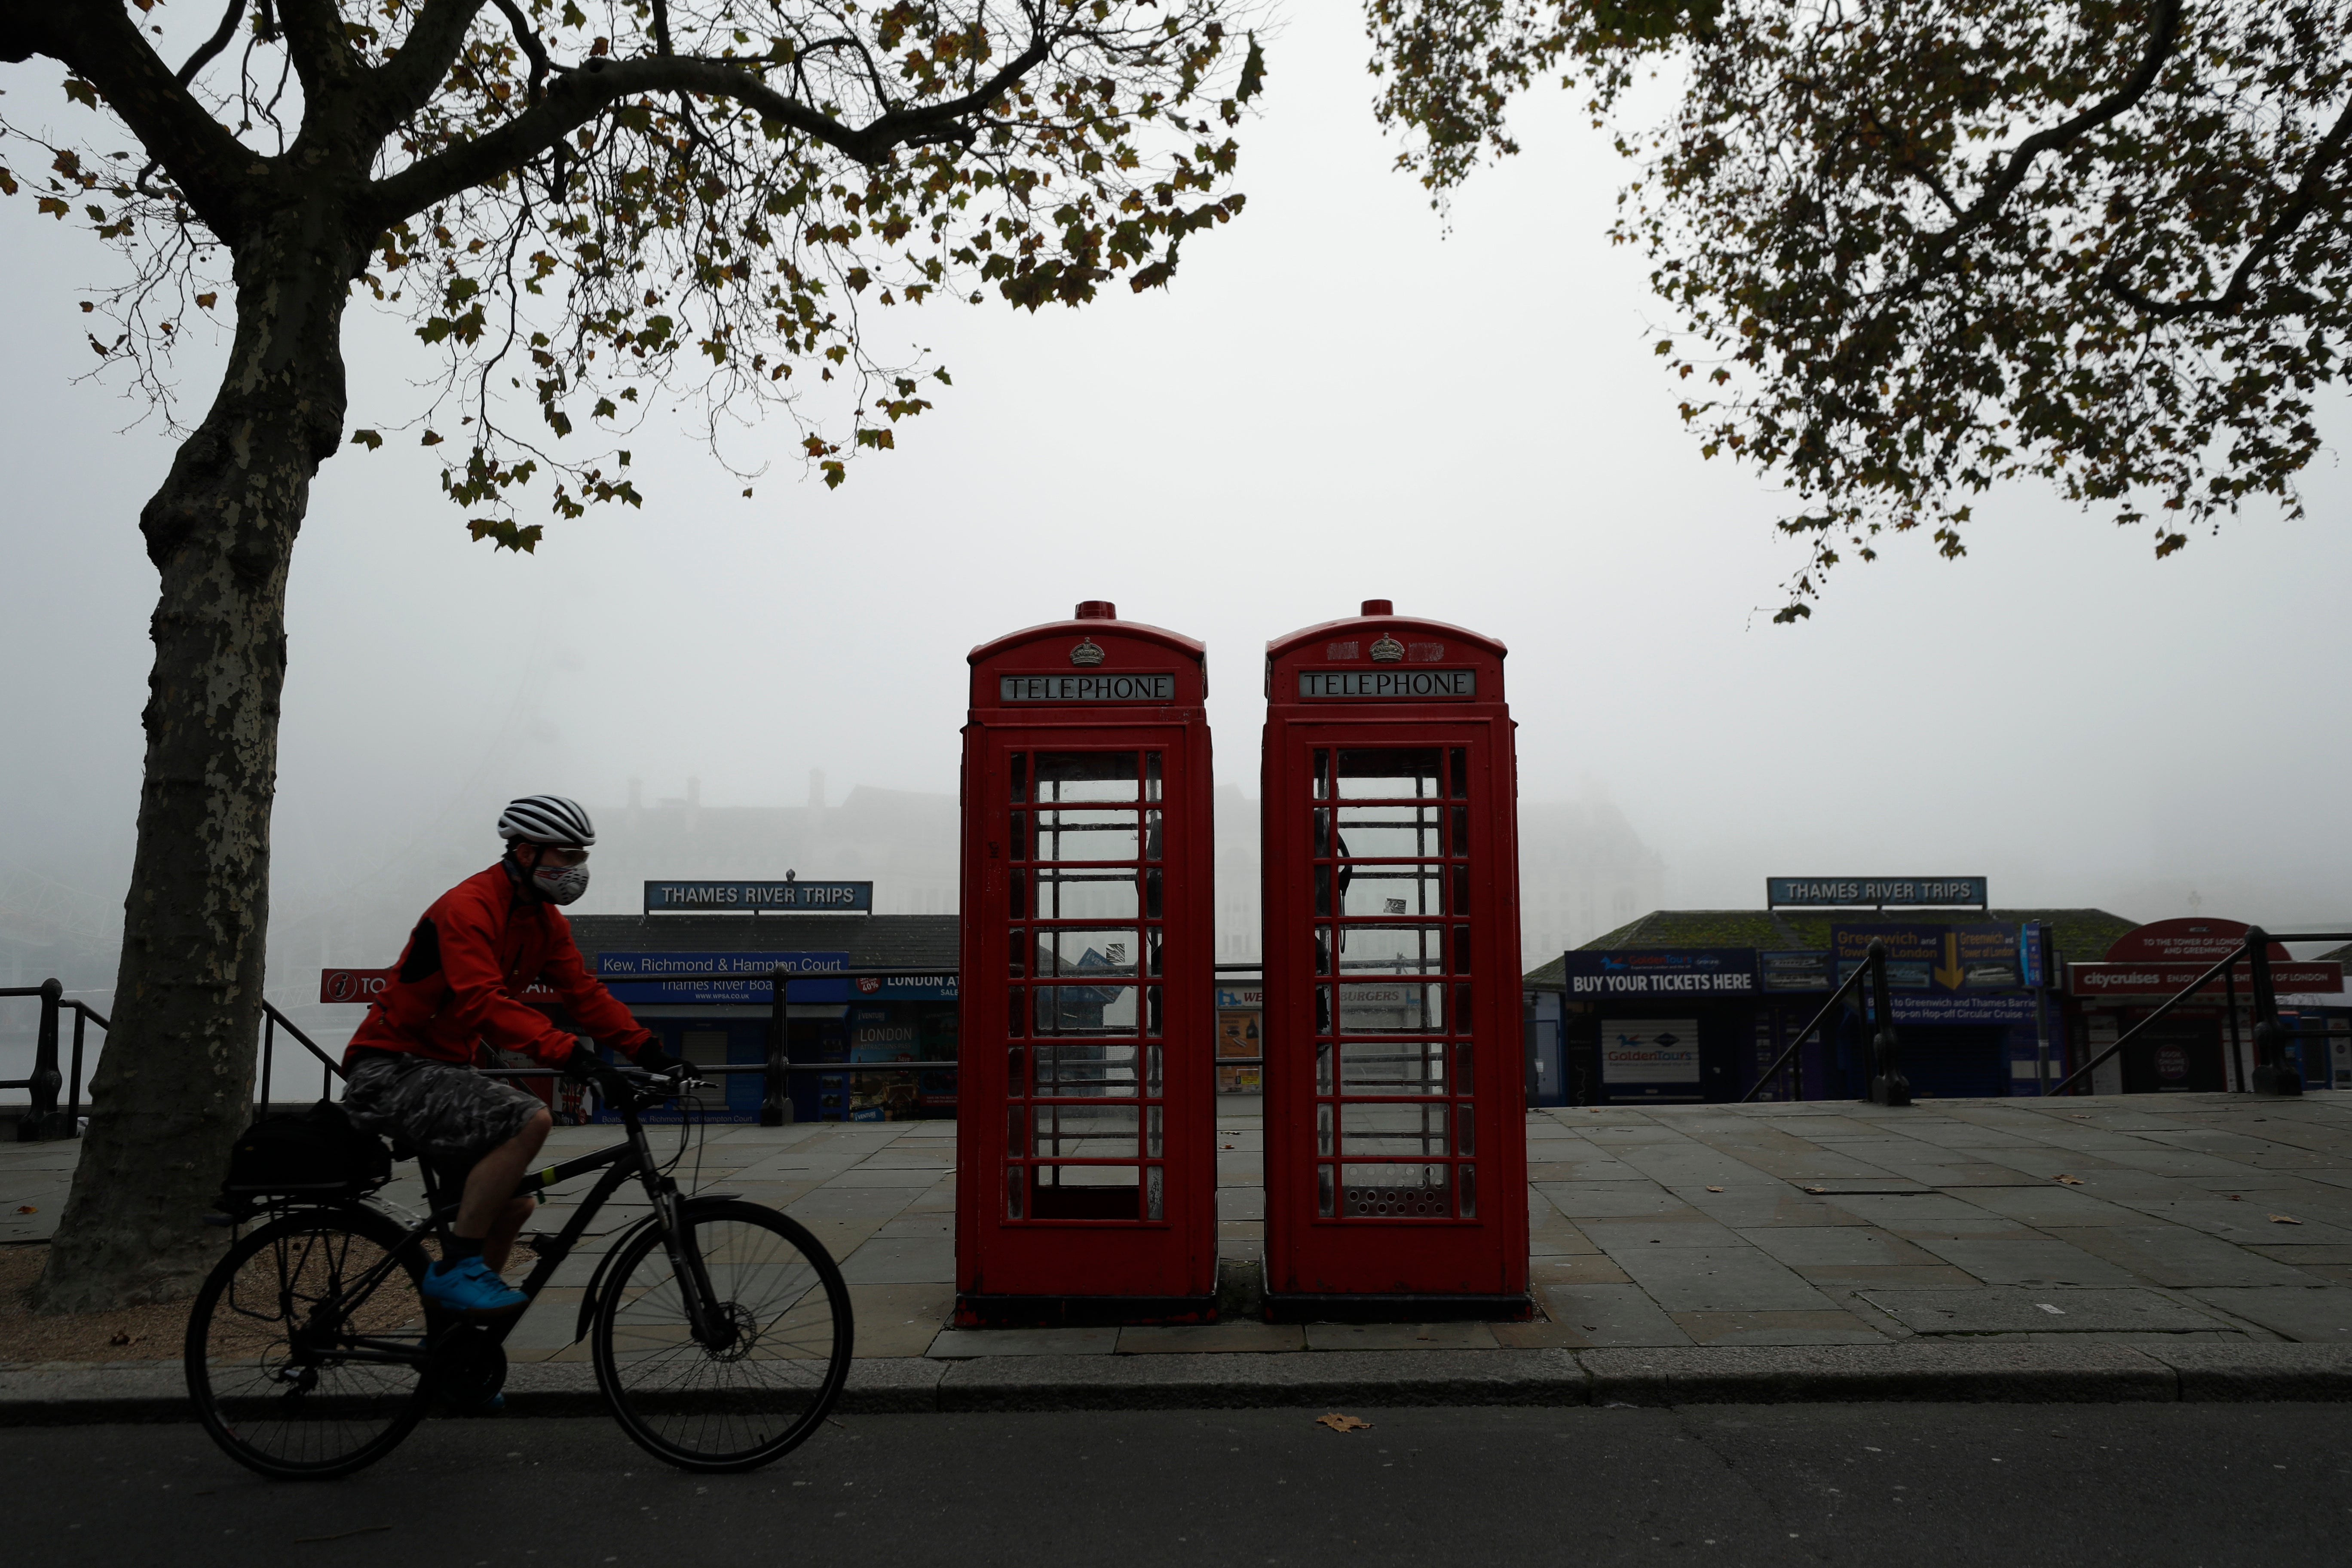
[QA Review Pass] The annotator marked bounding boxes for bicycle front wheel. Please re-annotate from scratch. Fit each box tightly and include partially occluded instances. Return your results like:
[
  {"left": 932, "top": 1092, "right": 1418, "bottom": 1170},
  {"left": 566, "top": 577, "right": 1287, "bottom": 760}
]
[
  {"left": 591, "top": 1200, "right": 853, "bottom": 1471},
  {"left": 184, "top": 1206, "right": 433, "bottom": 1479}
]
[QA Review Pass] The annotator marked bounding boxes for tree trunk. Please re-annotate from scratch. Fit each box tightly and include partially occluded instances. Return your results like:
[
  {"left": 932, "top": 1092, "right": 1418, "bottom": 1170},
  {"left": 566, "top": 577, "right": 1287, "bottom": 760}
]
[{"left": 33, "top": 215, "right": 352, "bottom": 1313}]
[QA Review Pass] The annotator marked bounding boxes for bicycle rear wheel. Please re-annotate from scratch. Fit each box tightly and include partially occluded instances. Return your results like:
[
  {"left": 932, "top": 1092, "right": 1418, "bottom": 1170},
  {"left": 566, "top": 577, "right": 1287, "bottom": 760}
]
[
  {"left": 184, "top": 1206, "right": 432, "bottom": 1479},
  {"left": 591, "top": 1200, "right": 853, "bottom": 1471}
]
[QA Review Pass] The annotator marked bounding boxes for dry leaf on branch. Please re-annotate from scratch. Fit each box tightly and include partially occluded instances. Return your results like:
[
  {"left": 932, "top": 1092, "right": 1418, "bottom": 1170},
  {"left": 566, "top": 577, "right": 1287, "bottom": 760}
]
[{"left": 1316, "top": 1413, "right": 1372, "bottom": 1433}]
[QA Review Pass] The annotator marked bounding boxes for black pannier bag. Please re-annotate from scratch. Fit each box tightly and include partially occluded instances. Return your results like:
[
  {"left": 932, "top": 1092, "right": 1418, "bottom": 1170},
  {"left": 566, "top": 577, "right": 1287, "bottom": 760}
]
[{"left": 221, "top": 1099, "right": 393, "bottom": 1199}]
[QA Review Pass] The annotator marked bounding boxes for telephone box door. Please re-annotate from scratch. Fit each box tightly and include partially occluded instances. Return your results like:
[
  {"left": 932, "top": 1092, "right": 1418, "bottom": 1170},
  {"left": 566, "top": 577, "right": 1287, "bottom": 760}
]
[
  {"left": 956, "top": 604, "right": 1216, "bottom": 1323},
  {"left": 1260, "top": 603, "right": 1528, "bottom": 1316}
]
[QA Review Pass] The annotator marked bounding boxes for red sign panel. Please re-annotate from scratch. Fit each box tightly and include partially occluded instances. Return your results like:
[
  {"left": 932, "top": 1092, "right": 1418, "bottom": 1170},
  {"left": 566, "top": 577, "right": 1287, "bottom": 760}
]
[
  {"left": 319, "top": 968, "right": 560, "bottom": 1003},
  {"left": 2103, "top": 918, "right": 2288, "bottom": 964},
  {"left": 2067, "top": 961, "right": 2342, "bottom": 997},
  {"left": 319, "top": 968, "right": 396, "bottom": 1004}
]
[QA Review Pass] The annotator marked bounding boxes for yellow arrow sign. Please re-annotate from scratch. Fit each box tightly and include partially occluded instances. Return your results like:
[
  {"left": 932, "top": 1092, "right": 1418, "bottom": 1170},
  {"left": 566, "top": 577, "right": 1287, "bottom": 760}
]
[{"left": 1932, "top": 931, "right": 1966, "bottom": 991}]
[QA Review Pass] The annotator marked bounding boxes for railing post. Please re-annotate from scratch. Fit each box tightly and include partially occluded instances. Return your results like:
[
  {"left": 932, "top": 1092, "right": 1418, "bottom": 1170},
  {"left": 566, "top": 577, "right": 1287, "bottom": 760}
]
[
  {"left": 67, "top": 1005, "right": 87, "bottom": 1135},
  {"left": 258, "top": 1006, "right": 275, "bottom": 1120},
  {"left": 760, "top": 966, "right": 793, "bottom": 1126},
  {"left": 2246, "top": 928, "right": 2302, "bottom": 1097},
  {"left": 18, "top": 978, "right": 65, "bottom": 1141},
  {"left": 1865, "top": 941, "right": 1912, "bottom": 1107}
]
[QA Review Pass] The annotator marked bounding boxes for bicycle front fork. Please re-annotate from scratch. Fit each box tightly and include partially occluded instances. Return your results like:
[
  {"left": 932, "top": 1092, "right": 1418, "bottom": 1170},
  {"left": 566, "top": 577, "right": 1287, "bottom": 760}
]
[{"left": 651, "top": 1181, "right": 735, "bottom": 1352}]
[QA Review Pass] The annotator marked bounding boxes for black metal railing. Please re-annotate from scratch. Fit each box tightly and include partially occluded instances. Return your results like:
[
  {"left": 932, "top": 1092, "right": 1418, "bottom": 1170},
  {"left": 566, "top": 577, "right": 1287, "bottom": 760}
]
[
  {"left": 2052, "top": 927, "right": 2352, "bottom": 1097},
  {"left": 1738, "top": 939, "right": 1911, "bottom": 1107},
  {"left": 2, "top": 980, "right": 109, "bottom": 1142}
]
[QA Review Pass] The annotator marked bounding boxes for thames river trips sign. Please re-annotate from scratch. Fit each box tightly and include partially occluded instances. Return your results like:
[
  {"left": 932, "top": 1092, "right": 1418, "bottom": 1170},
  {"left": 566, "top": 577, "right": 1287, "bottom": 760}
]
[
  {"left": 643, "top": 879, "right": 872, "bottom": 913},
  {"left": 1767, "top": 877, "right": 1988, "bottom": 910}
]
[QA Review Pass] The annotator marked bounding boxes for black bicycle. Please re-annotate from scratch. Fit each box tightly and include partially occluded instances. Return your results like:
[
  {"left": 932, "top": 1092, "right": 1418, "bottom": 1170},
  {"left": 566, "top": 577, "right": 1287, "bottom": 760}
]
[{"left": 183, "top": 1066, "right": 854, "bottom": 1479}]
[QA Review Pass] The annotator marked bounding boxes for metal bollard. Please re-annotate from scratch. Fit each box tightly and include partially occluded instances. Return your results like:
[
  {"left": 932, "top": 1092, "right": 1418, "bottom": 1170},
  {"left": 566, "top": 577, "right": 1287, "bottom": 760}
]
[
  {"left": 1865, "top": 942, "right": 1912, "bottom": 1107},
  {"left": 18, "top": 978, "right": 65, "bottom": 1142}
]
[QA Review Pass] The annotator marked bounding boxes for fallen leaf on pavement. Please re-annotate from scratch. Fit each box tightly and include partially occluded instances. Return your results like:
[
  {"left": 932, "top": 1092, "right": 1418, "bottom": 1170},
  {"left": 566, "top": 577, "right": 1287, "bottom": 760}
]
[
  {"left": 1705, "top": 1186, "right": 1724, "bottom": 1193},
  {"left": 292, "top": 1525, "right": 392, "bottom": 1544},
  {"left": 14, "top": 1205, "right": 35, "bottom": 1214},
  {"left": 2054, "top": 1175, "right": 2084, "bottom": 1185},
  {"left": 1803, "top": 1185, "right": 1827, "bottom": 1194},
  {"left": 2226, "top": 1193, "right": 2245, "bottom": 1201},
  {"left": 1316, "top": 1413, "right": 1372, "bottom": 1433},
  {"left": 2270, "top": 1214, "right": 2302, "bottom": 1225},
  {"left": 108, "top": 1330, "right": 138, "bottom": 1347}
]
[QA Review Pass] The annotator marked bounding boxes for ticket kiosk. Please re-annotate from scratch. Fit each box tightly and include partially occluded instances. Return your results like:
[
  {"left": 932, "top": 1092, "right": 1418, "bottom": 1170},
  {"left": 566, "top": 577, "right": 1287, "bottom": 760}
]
[
  {"left": 955, "top": 602, "right": 1218, "bottom": 1323},
  {"left": 1260, "top": 601, "right": 1529, "bottom": 1318}
]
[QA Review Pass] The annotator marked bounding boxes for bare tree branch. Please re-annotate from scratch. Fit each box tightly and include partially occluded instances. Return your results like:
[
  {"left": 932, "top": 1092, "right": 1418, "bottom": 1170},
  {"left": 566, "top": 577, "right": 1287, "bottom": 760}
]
[
  {"left": 3, "top": 0, "right": 266, "bottom": 240},
  {"left": 363, "top": 31, "right": 1053, "bottom": 228}
]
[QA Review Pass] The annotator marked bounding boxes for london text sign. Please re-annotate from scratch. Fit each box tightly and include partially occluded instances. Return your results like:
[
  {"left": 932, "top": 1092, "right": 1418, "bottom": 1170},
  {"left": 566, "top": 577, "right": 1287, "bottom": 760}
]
[{"left": 1767, "top": 877, "right": 1988, "bottom": 910}]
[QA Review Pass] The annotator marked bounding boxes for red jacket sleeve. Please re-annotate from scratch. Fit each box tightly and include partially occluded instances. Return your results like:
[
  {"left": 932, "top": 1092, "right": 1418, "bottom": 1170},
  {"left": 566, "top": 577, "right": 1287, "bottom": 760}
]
[
  {"left": 429, "top": 882, "right": 603, "bottom": 1068},
  {"left": 535, "top": 909, "right": 656, "bottom": 1060}
]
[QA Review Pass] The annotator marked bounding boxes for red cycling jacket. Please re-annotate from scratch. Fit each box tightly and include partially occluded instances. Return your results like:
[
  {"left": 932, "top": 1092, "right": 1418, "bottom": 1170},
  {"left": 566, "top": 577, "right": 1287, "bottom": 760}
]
[{"left": 345, "top": 864, "right": 653, "bottom": 1069}]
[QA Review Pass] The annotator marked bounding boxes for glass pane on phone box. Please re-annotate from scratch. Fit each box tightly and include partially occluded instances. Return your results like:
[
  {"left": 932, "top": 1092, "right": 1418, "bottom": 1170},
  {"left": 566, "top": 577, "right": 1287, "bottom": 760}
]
[
  {"left": 1342, "top": 1164, "right": 1451, "bottom": 1218},
  {"left": 1332, "top": 925, "right": 1444, "bottom": 975},
  {"left": 1338, "top": 981, "right": 1442, "bottom": 1032},
  {"left": 1032, "top": 1042, "right": 1139, "bottom": 1096},
  {"left": 1034, "top": 869, "right": 1138, "bottom": 919},
  {"left": 1033, "top": 808, "right": 1139, "bottom": 862},
  {"left": 1333, "top": 804, "right": 1444, "bottom": 860},
  {"left": 1033, "top": 1103, "right": 1140, "bottom": 1155},
  {"left": 1036, "top": 928, "right": 1138, "bottom": 977},
  {"left": 1035, "top": 751, "right": 1139, "bottom": 801},
  {"left": 1341, "top": 1102, "right": 1449, "bottom": 1157},
  {"left": 1337, "top": 748, "right": 1442, "bottom": 799},
  {"left": 1341, "top": 865, "right": 1443, "bottom": 918},
  {"left": 1339, "top": 1041, "right": 1446, "bottom": 1094},
  {"left": 1035, "top": 985, "right": 1142, "bottom": 1036}
]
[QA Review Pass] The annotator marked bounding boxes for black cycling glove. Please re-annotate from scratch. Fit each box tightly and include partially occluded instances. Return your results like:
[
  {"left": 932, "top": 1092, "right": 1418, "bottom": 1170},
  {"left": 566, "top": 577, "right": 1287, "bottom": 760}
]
[
  {"left": 564, "top": 1043, "right": 633, "bottom": 1098},
  {"left": 629, "top": 1041, "right": 684, "bottom": 1076}
]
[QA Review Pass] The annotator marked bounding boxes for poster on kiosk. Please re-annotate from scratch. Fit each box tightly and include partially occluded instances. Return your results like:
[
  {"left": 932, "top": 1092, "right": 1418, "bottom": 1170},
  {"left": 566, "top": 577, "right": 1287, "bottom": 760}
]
[
  {"left": 1260, "top": 602, "right": 1530, "bottom": 1320},
  {"left": 954, "top": 602, "right": 1219, "bottom": 1325}
]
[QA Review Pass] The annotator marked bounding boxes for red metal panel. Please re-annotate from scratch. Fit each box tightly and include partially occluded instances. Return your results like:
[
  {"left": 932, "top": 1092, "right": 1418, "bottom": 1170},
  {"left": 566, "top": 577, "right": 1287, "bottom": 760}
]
[
  {"left": 956, "top": 605, "right": 1217, "bottom": 1321},
  {"left": 1260, "top": 603, "right": 1529, "bottom": 1311}
]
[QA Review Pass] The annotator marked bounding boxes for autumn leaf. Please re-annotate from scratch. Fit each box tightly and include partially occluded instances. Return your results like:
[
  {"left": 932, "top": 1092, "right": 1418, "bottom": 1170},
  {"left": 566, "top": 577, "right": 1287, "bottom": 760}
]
[
  {"left": 350, "top": 429, "right": 383, "bottom": 450},
  {"left": 420, "top": 429, "right": 444, "bottom": 447},
  {"left": 2053, "top": 1175, "right": 2083, "bottom": 1186},
  {"left": 1316, "top": 1413, "right": 1372, "bottom": 1432},
  {"left": 2269, "top": 1214, "right": 2301, "bottom": 1225},
  {"left": 194, "top": 293, "right": 218, "bottom": 310}
]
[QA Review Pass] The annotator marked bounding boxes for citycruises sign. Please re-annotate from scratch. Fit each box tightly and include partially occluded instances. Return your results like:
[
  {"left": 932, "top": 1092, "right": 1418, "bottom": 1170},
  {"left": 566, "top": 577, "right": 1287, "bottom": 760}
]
[{"left": 1767, "top": 877, "right": 1988, "bottom": 910}]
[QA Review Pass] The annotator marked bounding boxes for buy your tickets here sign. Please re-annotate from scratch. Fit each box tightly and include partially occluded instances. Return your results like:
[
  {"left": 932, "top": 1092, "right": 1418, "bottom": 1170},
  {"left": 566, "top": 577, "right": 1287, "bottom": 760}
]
[{"left": 1559, "top": 950, "right": 1755, "bottom": 997}]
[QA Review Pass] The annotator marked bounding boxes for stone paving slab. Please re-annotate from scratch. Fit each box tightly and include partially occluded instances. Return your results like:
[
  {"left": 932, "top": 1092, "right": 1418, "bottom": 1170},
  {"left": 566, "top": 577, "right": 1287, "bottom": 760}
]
[{"left": 1857, "top": 1287, "right": 2230, "bottom": 1335}]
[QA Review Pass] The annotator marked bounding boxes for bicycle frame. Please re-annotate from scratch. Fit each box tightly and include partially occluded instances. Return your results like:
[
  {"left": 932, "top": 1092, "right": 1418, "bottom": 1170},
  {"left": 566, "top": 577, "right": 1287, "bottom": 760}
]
[{"left": 266, "top": 1077, "right": 735, "bottom": 1371}]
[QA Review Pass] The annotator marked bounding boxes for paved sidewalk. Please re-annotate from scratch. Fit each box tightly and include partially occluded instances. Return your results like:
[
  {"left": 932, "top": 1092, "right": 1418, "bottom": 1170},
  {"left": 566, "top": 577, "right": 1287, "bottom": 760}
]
[{"left": 5, "top": 1092, "right": 2352, "bottom": 1381}]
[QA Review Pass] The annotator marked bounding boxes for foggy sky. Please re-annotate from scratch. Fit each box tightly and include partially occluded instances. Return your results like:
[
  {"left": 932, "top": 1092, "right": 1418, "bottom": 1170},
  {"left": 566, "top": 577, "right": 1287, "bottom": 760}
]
[{"left": 5, "top": 0, "right": 2350, "bottom": 1010}]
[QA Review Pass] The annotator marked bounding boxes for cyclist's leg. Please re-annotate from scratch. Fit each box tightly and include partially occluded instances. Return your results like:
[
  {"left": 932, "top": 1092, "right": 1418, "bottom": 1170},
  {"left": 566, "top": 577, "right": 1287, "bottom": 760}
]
[{"left": 456, "top": 1108, "right": 551, "bottom": 1272}]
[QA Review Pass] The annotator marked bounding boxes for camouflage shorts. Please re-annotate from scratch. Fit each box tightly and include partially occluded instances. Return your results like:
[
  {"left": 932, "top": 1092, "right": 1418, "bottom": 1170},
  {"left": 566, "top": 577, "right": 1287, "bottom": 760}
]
[{"left": 343, "top": 1050, "right": 546, "bottom": 1183}]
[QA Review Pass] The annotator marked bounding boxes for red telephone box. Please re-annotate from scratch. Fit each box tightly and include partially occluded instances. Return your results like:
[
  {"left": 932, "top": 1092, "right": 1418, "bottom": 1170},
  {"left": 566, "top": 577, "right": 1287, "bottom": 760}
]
[
  {"left": 1260, "top": 601, "right": 1529, "bottom": 1318},
  {"left": 955, "top": 602, "right": 1218, "bottom": 1324}
]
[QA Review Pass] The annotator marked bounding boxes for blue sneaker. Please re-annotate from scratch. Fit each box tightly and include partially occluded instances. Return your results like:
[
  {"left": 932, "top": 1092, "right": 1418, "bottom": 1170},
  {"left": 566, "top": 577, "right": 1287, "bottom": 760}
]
[{"left": 420, "top": 1256, "right": 527, "bottom": 1317}]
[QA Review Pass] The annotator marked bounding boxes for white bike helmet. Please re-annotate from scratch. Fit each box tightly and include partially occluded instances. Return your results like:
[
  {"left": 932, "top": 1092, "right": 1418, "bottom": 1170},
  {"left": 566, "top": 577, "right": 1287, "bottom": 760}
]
[{"left": 497, "top": 794, "right": 596, "bottom": 848}]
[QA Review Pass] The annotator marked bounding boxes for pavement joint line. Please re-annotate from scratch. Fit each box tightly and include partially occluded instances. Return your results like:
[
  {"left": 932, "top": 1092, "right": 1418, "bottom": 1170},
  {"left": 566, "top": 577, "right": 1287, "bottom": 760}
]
[{"left": 7, "top": 1342, "right": 2352, "bottom": 1422}]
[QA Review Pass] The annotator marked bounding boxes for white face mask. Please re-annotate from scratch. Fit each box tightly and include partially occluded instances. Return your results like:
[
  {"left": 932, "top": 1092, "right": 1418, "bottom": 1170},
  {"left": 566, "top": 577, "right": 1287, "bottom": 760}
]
[{"left": 532, "top": 863, "right": 590, "bottom": 905}]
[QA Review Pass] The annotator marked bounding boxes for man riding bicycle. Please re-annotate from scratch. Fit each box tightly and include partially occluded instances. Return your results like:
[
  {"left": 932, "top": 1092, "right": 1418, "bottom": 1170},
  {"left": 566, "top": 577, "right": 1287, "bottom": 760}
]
[{"left": 343, "top": 794, "right": 679, "bottom": 1317}]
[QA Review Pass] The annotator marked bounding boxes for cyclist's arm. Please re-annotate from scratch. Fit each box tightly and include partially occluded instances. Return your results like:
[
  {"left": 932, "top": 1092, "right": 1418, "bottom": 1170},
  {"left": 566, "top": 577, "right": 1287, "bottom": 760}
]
[
  {"left": 434, "top": 890, "right": 595, "bottom": 1067},
  {"left": 536, "top": 911, "right": 657, "bottom": 1064}
]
